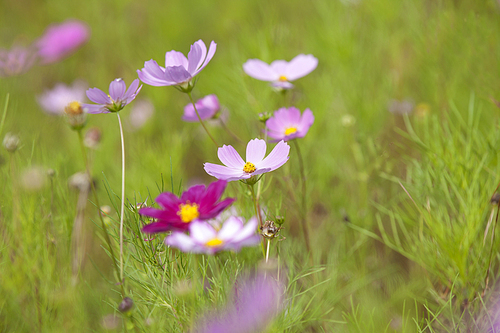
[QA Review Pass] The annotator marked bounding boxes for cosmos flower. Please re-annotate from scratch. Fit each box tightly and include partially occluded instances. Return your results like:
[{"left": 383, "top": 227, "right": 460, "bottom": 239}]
[
  {"left": 137, "top": 39, "right": 216, "bottom": 91},
  {"left": 165, "top": 216, "right": 260, "bottom": 255},
  {"left": 83, "top": 78, "right": 142, "bottom": 113},
  {"left": 35, "top": 19, "right": 90, "bottom": 64},
  {"left": 183, "top": 94, "right": 220, "bottom": 122},
  {"left": 37, "top": 80, "right": 87, "bottom": 115},
  {"left": 266, "top": 107, "right": 314, "bottom": 141},
  {"left": 204, "top": 139, "right": 290, "bottom": 182},
  {"left": 139, "top": 180, "right": 235, "bottom": 233},
  {"left": 0, "top": 46, "right": 36, "bottom": 77},
  {"left": 194, "top": 274, "right": 284, "bottom": 333},
  {"left": 243, "top": 54, "right": 318, "bottom": 89}
]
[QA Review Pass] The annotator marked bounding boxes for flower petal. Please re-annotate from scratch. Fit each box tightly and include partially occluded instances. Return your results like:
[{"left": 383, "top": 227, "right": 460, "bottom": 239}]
[
  {"left": 256, "top": 140, "right": 290, "bottom": 171},
  {"left": 297, "top": 108, "right": 314, "bottom": 134},
  {"left": 164, "top": 50, "right": 188, "bottom": 68},
  {"left": 269, "top": 60, "right": 288, "bottom": 75},
  {"left": 192, "top": 40, "right": 216, "bottom": 77},
  {"left": 155, "top": 192, "right": 181, "bottom": 210},
  {"left": 218, "top": 216, "right": 244, "bottom": 241},
  {"left": 181, "top": 184, "right": 206, "bottom": 203},
  {"left": 246, "top": 139, "right": 267, "bottom": 163},
  {"left": 204, "top": 163, "right": 246, "bottom": 181},
  {"left": 218, "top": 144, "right": 245, "bottom": 169},
  {"left": 187, "top": 40, "right": 206, "bottom": 75},
  {"left": 109, "top": 78, "right": 126, "bottom": 101},
  {"left": 82, "top": 103, "right": 107, "bottom": 114},
  {"left": 165, "top": 232, "right": 196, "bottom": 252},
  {"left": 137, "top": 60, "right": 170, "bottom": 86},
  {"left": 189, "top": 221, "right": 216, "bottom": 243},
  {"left": 86, "top": 87, "right": 110, "bottom": 104},
  {"left": 243, "top": 59, "right": 279, "bottom": 81},
  {"left": 164, "top": 65, "right": 191, "bottom": 84},
  {"left": 141, "top": 221, "right": 174, "bottom": 234},
  {"left": 283, "top": 54, "right": 318, "bottom": 81}
]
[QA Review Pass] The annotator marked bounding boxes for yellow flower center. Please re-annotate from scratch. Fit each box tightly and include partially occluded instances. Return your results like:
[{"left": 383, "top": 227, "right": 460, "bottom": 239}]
[
  {"left": 65, "top": 101, "right": 83, "bottom": 115},
  {"left": 278, "top": 75, "right": 288, "bottom": 81},
  {"left": 177, "top": 203, "right": 199, "bottom": 223},
  {"left": 284, "top": 127, "right": 298, "bottom": 136},
  {"left": 243, "top": 162, "right": 256, "bottom": 173},
  {"left": 205, "top": 238, "right": 224, "bottom": 247}
]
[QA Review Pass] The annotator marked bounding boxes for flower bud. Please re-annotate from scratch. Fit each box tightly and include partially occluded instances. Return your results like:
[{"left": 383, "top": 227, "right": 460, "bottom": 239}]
[
  {"left": 118, "top": 297, "right": 134, "bottom": 313},
  {"left": 258, "top": 112, "right": 272, "bottom": 123},
  {"left": 260, "top": 220, "right": 283, "bottom": 239},
  {"left": 3, "top": 132, "right": 20, "bottom": 152},
  {"left": 68, "top": 172, "right": 91, "bottom": 192},
  {"left": 64, "top": 101, "right": 87, "bottom": 130},
  {"left": 84, "top": 127, "right": 101, "bottom": 149}
]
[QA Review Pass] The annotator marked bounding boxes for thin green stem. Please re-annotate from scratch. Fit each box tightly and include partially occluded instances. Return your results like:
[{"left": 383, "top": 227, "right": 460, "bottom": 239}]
[
  {"left": 187, "top": 92, "right": 218, "bottom": 147},
  {"left": 117, "top": 113, "right": 126, "bottom": 285},
  {"left": 219, "top": 117, "right": 242, "bottom": 143},
  {"left": 0, "top": 93, "right": 10, "bottom": 138},
  {"left": 76, "top": 129, "right": 124, "bottom": 296},
  {"left": 292, "top": 140, "right": 311, "bottom": 254}
]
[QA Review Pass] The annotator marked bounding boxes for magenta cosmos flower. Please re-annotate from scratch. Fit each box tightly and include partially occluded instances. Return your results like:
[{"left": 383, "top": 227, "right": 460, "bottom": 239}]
[
  {"left": 165, "top": 217, "right": 260, "bottom": 255},
  {"left": 139, "top": 180, "right": 235, "bottom": 233},
  {"left": 36, "top": 19, "right": 90, "bottom": 64},
  {"left": 243, "top": 54, "right": 318, "bottom": 89},
  {"left": 183, "top": 94, "right": 220, "bottom": 122},
  {"left": 204, "top": 139, "right": 290, "bottom": 182},
  {"left": 83, "top": 78, "right": 142, "bottom": 113},
  {"left": 0, "top": 46, "right": 36, "bottom": 77},
  {"left": 137, "top": 39, "right": 216, "bottom": 91},
  {"left": 37, "top": 80, "right": 87, "bottom": 115},
  {"left": 266, "top": 107, "right": 314, "bottom": 141}
]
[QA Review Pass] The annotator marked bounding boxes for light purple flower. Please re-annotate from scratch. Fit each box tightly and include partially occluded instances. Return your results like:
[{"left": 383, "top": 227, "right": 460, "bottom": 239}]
[
  {"left": 204, "top": 139, "right": 290, "bottom": 182},
  {"left": 36, "top": 20, "right": 90, "bottom": 64},
  {"left": 243, "top": 54, "right": 318, "bottom": 89},
  {"left": 266, "top": 107, "right": 314, "bottom": 141},
  {"left": 139, "top": 180, "right": 235, "bottom": 234},
  {"left": 137, "top": 39, "right": 216, "bottom": 91},
  {"left": 165, "top": 216, "right": 260, "bottom": 255},
  {"left": 129, "top": 98, "right": 155, "bottom": 130},
  {"left": 0, "top": 46, "right": 36, "bottom": 77},
  {"left": 194, "top": 274, "right": 284, "bottom": 333},
  {"left": 83, "top": 78, "right": 142, "bottom": 114},
  {"left": 183, "top": 94, "right": 220, "bottom": 122},
  {"left": 37, "top": 80, "right": 87, "bottom": 115}
]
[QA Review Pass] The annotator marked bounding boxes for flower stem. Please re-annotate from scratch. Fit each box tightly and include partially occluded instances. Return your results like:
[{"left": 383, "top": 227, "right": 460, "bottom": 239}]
[
  {"left": 292, "top": 140, "right": 312, "bottom": 254},
  {"left": 76, "top": 129, "right": 124, "bottom": 296},
  {"left": 219, "top": 117, "right": 243, "bottom": 143},
  {"left": 117, "top": 113, "right": 126, "bottom": 285},
  {"left": 266, "top": 239, "right": 270, "bottom": 263},
  {"left": 187, "top": 92, "right": 218, "bottom": 147}
]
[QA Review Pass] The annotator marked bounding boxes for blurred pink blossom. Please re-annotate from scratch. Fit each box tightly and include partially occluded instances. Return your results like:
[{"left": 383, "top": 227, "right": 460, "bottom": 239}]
[
  {"left": 37, "top": 80, "right": 88, "bottom": 115},
  {"left": 183, "top": 94, "right": 220, "bottom": 122},
  {"left": 0, "top": 46, "right": 36, "bottom": 77}
]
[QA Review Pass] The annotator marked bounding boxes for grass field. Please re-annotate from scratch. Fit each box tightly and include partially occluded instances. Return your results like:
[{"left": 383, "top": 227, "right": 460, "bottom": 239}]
[{"left": 2, "top": 0, "right": 500, "bottom": 332}]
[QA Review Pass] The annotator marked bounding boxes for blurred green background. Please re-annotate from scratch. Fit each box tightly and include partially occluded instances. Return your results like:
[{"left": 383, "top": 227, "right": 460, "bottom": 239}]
[{"left": 2, "top": 0, "right": 500, "bottom": 331}]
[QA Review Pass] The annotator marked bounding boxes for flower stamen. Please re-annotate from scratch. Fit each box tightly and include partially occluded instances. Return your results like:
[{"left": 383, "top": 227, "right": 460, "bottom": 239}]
[
  {"left": 243, "top": 162, "right": 256, "bottom": 173},
  {"left": 177, "top": 202, "right": 200, "bottom": 223},
  {"left": 205, "top": 238, "right": 224, "bottom": 247},
  {"left": 284, "top": 127, "right": 297, "bottom": 136},
  {"left": 278, "top": 75, "right": 288, "bottom": 82}
]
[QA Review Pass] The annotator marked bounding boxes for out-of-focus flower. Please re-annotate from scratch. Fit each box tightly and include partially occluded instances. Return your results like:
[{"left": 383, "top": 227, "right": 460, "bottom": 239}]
[
  {"left": 35, "top": 19, "right": 90, "bottom": 64},
  {"left": 341, "top": 114, "right": 356, "bottom": 127},
  {"left": 243, "top": 54, "right": 318, "bottom": 89},
  {"left": 166, "top": 217, "right": 260, "bottom": 255},
  {"left": 0, "top": 46, "right": 36, "bottom": 77},
  {"left": 194, "top": 275, "right": 284, "bottom": 333},
  {"left": 64, "top": 101, "right": 87, "bottom": 130},
  {"left": 183, "top": 94, "right": 220, "bottom": 122},
  {"left": 3, "top": 132, "right": 20, "bottom": 153},
  {"left": 37, "top": 80, "right": 87, "bottom": 115},
  {"left": 266, "top": 107, "right": 314, "bottom": 141},
  {"left": 68, "top": 172, "right": 91, "bottom": 192},
  {"left": 387, "top": 99, "right": 414, "bottom": 115},
  {"left": 83, "top": 78, "right": 142, "bottom": 113},
  {"left": 415, "top": 102, "right": 430, "bottom": 119},
  {"left": 20, "top": 166, "right": 47, "bottom": 191},
  {"left": 139, "top": 180, "right": 235, "bottom": 234},
  {"left": 83, "top": 127, "right": 102, "bottom": 148},
  {"left": 129, "top": 98, "right": 154, "bottom": 130},
  {"left": 204, "top": 139, "right": 290, "bottom": 182},
  {"left": 137, "top": 39, "right": 216, "bottom": 92}
]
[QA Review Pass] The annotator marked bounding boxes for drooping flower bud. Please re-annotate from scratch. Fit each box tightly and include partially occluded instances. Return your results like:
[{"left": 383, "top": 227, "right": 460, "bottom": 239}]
[{"left": 3, "top": 132, "right": 20, "bottom": 153}]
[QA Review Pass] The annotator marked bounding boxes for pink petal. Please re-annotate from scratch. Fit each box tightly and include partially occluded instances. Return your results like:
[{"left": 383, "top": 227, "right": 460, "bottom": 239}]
[
  {"left": 86, "top": 88, "right": 110, "bottom": 104},
  {"left": 204, "top": 163, "right": 245, "bottom": 181},
  {"left": 297, "top": 108, "right": 314, "bottom": 132},
  {"left": 189, "top": 221, "right": 216, "bottom": 243},
  {"left": 283, "top": 54, "right": 318, "bottom": 81},
  {"left": 164, "top": 50, "right": 188, "bottom": 69},
  {"left": 165, "top": 232, "right": 196, "bottom": 252},
  {"left": 256, "top": 140, "right": 289, "bottom": 171},
  {"left": 243, "top": 59, "right": 279, "bottom": 81},
  {"left": 218, "top": 145, "right": 245, "bottom": 168},
  {"left": 218, "top": 216, "right": 244, "bottom": 240},
  {"left": 192, "top": 40, "right": 216, "bottom": 76},
  {"left": 137, "top": 60, "right": 168, "bottom": 86},
  {"left": 187, "top": 40, "right": 206, "bottom": 75},
  {"left": 269, "top": 60, "right": 288, "bottom": 75},
  {"left": 109, "top": 78, "right": 126, "bottom": 101},
  {"left": 245, "top": 139, "right": 267, "bottom": 163}
]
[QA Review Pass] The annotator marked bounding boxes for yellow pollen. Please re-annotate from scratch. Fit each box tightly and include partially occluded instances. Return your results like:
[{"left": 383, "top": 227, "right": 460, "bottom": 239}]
[
  {"left": 205, "top": 238, "right": 224, "bottom": 247},
  {"left": 284, "top": 127, "right": 298, "bottom": 136},
  {"left": 243, "top": 162, "right": 256, "bottom": 173},
  {"left": 278, "top": 75, "right": 288, "bottom": 81},
  {"left": 65, "top": 101, "right": 83, "bottom": 115},
  {"left": 177, "top": 203, "right": 199, "bottom": 223}
]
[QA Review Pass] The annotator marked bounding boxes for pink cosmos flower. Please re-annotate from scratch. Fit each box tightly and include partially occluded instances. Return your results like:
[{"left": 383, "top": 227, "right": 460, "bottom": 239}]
[
  {"left": 0, "top": 46, "right": 36, "bottom": 77},
  {"left": 37, "top": 80, "right": 87, "bottom": 115},
  {"left": 137, "top": 39, "right": 216, "bottom": 91},
  {"left": 183, "top": 94, "right": 220, "bottom": 122},
  {"left": 83, "top": 78, "right": 142, "bottom": 113},
  {"left": 165, "top": 217, "right": 260, "bottom": 255},
  {"left": 194, "top": 274, "right": 284, "bottom": 333},
  {"left": 139, "top": 180, "right": 235, "bottom": 234},
  {"left": 36, "top": 20, "right": 90, "bottom": 64},
  {"left": 243, "top": 54, "right": 318, "bottom": 89},
  {"left": 266, "top": 107, "right": 314, "bottom": 141},
  {"left": 204, "top": 139, "right": 290, "bottom": 182}
]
